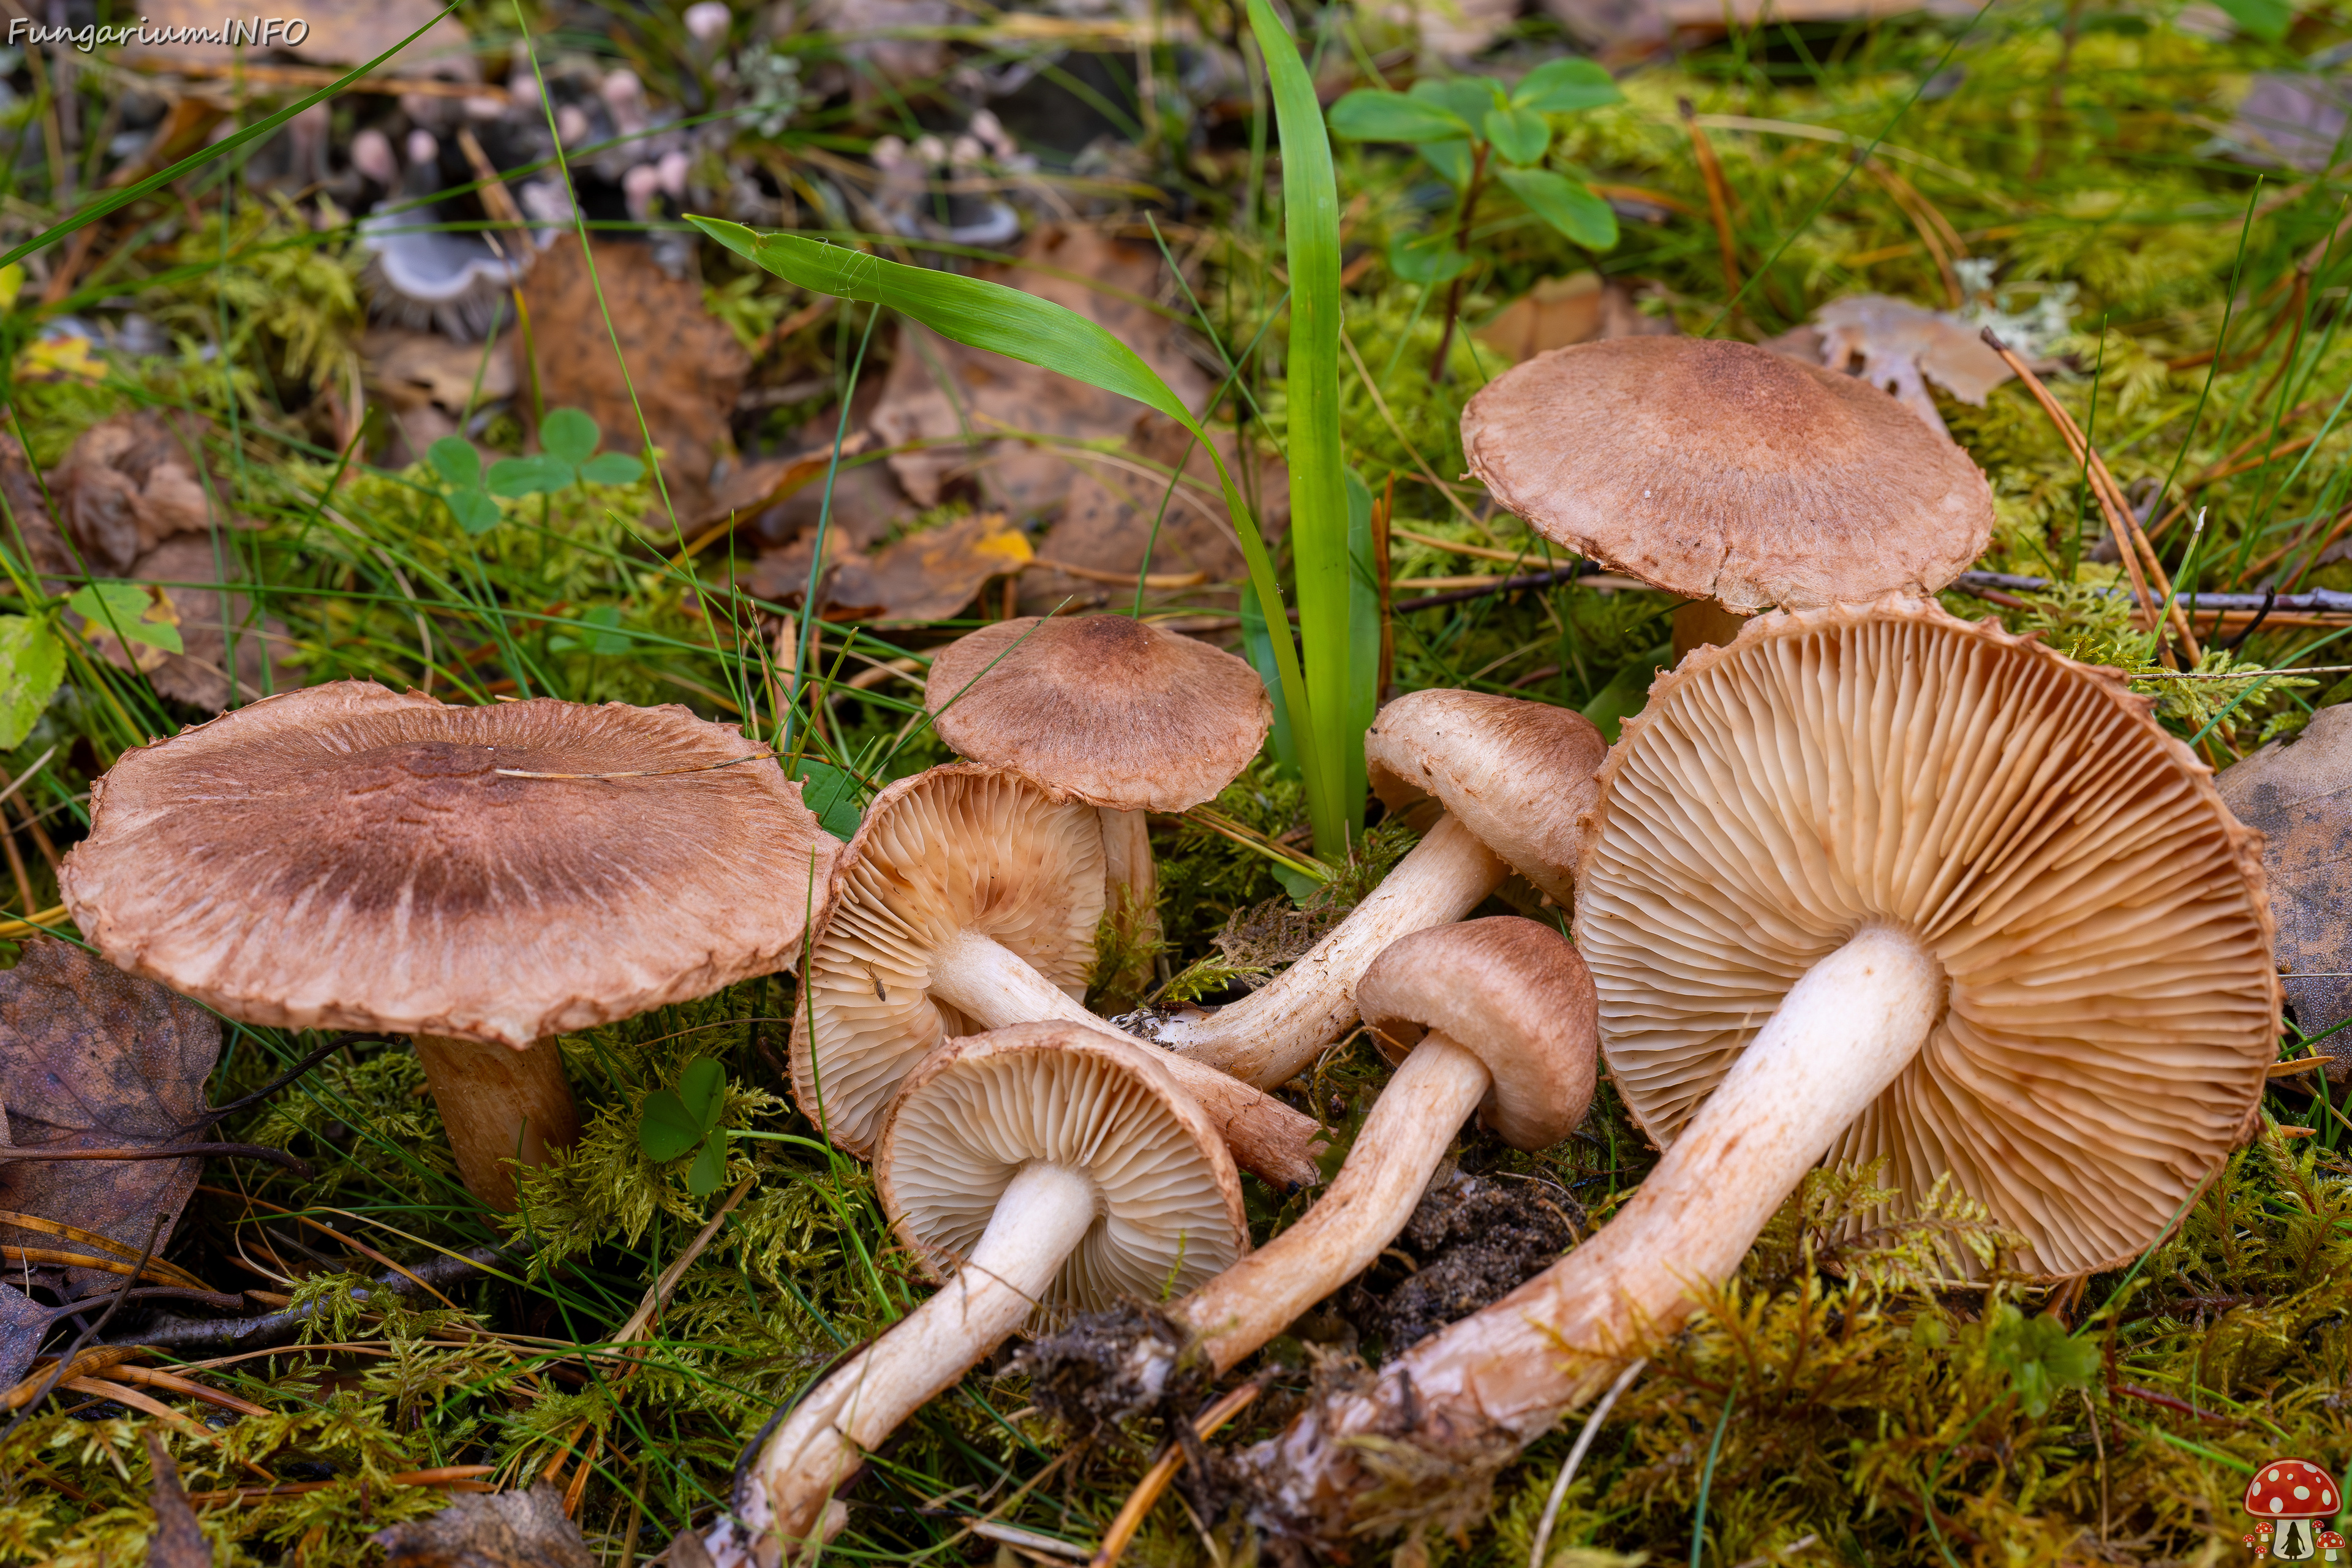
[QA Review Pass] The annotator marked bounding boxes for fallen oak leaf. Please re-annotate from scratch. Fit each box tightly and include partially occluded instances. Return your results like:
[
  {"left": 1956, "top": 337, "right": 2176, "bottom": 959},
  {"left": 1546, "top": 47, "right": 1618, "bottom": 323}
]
[
  {"left": 373, "top": 1485, "right": 596, "bottom": 1568},
  {"left": 819, "top": 510, "right": 1034, "bottom": 623}
]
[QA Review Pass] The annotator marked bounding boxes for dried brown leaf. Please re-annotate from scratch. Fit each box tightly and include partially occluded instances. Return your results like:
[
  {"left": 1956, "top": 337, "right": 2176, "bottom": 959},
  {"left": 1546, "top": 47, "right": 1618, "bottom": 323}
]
[
  {"left": 2216, "top": 703, "right": 2352, "bottom": 1071},
  {"left": 819, "top": 511, "right": 1035, "bottom": 623},
  {"left": 0, "top": 1282, "right": 43, "bottom": 1389},
  {"left": 48, "top": 410, "right": 241, "bottom": 576},
  {"left": 365, "top": 328, "right": 517, "bottom": 417},
  {"left": 372, "top": 1486, "right": 595, "bottom": 1568},
  {"left": 145, "top": 1431, "right": 213, "bottom": 1568},
  {"left": 0, "top": 936, "right": 221, "bottom": 1294},
  {"left": 80, "top": 535, "right": 282, "bottom": 712},
  {"left": 1474, "top": 273, "right": 1676, "bottom": 363}
]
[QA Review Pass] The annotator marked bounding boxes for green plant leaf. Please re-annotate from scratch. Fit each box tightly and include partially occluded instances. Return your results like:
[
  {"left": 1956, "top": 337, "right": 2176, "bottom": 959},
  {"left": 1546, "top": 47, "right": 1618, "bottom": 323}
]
[
  {"left": 0, "top": 615, "right": 62, "bottom": 750},
  {"left": 579, "top": 451, "right": 646, "bottom": 486},
  {"left": 1388, "top": 230, "right": 1471, "bottom": 285},
  {"left": 1326, "top": 89, "right": 1472, "bottom": 144},
  {"left": 1512, "top": 57, "right": 1624, "bottom": 113},
  {"left": 448, "top": 491, "right": 503, "bottom": 535},
  {"left": 1985, "top": 1305, "right": 2098, "bottom": 1417},
  {"left": 1578, "top": 643, "right": 1670, "bottom": 742},
  {"left": 486, "top": 454, "right": 575, "bottom": 499},
  {"left": 1248, "top": 0, "right": 1355, "bottom": 861},
  {"left": 638, "top": 1089, "right": 704, "bottom": 1163},
  {"left": 539, "top": 407, "right": 601, "bottom": 468},
  {"left": 1495, "top": 166, "right": 1619, "bottom": 251},
  {"left": 1419, "top": 139, "right": 1474, "bottom": 187},
  {"left": 573, "top": 604, "right": 634, "bottom": 656},
  {"left": 68, "top": 582, "right": 181, "bottom": 653},
  {"left": 794, "top": 757, "right": 864, "bottom": 840},
  {"left": 427, "top": 435, "right": 481, "bottom": 490},
  {"left": 2212, "top": 0, "right": 2292, "bottom": 40},
  {"left": 687, "top": 1127, "right": 728, "bottom": 1197},
  {"left": 677, "top": 1058, "right": 727, "bottom": 1132},
  {"left": 1483, "top": 105, "right": 1553, "bottom": 166},
  {"left": 1412, "top": 76, "right": 1502, "bottom": 129}
]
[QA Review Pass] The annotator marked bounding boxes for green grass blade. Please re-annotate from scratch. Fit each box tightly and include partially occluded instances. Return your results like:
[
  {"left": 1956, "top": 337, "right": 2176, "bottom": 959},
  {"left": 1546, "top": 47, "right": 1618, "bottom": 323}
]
[{"left": 1246, "top": 0, "right": 1356, "bottom": 858}]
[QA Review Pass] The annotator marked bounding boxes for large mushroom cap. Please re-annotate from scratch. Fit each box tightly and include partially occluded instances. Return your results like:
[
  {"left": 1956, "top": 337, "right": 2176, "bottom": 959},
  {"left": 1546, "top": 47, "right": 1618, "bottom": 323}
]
[
  {"left": 878, "top": 1020, "right": 1248, "bottom": 1317},
  {"left": 1355, "top": 918, "right": 1599, "bottom": 1150},
  {"left": 791, "top": 764, "right": 1104, "bottom": 1156},
  {"left": 1461, "top": 337, "right": 1994, "bottom": 614},
  {"left": 2215, "top": 704, "right": 2352, "bottom": 1063},
  {"left": 59, "top": 681, "right": 838, "bottom": 1049},
  {"left": 1365, "top": 690, "right": 1608, "bottom": 905},
  {"left": 925, "top": 615, "right": 1273, "bottom": 812},
  {"left": 2246, "top": 1460, "right": 2340, "bottom": 1520},
  {"left": 1574, "top": 597, "right": 2277, "bottom": 1277}
]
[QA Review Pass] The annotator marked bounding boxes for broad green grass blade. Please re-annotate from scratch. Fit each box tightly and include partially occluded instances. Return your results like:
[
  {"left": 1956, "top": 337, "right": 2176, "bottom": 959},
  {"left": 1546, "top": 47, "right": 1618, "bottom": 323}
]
[
  {"left": 1246, "top": 0, "right": 1357, "bottom": 859},
  {"left": 687, "top": 213, "right": 1327, "bottom": 821}
]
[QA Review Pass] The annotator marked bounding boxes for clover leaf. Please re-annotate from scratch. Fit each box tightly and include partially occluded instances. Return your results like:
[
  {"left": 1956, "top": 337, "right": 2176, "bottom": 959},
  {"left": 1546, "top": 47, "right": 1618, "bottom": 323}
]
[
  {"left": 639, "top": 1058, "right": 731, "bottom": 1197},
  {"left": 486, "top": 408, "right": 647, "bottom": 500}
]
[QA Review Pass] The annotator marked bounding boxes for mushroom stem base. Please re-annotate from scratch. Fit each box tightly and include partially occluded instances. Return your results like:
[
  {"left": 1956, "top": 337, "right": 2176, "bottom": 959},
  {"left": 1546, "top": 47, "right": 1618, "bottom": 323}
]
[
  {"left": 744, "top": 1161, "right": 1097, "bottom": 1559},
  {"left": 1142, "top": 813, "right": 1509, "bottom": 1088},
  {"left": 1181, "top": 1033, "right": 1490, "bottom": 1376},
  {"left": 930, "top": 930, "right": 1327, "bottom": 1191},
  {"left": 1245, "top": 924, "right": 1942, "bottom": 1533},
  {"left": 412, "top": 1033, "right": 582, "bottom": 1213}
]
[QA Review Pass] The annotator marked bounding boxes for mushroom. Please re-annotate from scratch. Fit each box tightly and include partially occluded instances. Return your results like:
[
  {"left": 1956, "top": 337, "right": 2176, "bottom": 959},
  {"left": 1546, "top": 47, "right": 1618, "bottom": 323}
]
[
  {"left": 1128, "top": 688, "right": 1607, "bottom": 1090},
  {"left": 732, "top": 1020, "right": 1247, "bottom": 1559},
  {"left": 1030, "top": 918, "right": 1596, "bottom": 1418},
  {"left": 2320, "top": 1528, "right": 2343, "bottom": 1562},
  {"left": 58, "top": 681, "right": 838, "bottom": 1211},
  {"left": 358, "top": 131, "right": 525, "bottom": 341},
  {"left": 1242, "top": 598, "right": 2278, "bottom": 1545},
  {"left": 1461, "top": 336, "right": 1994, "bottom": 657},
  {"left": 790, "top": 763, "right": 1325, "bottom": 1189},
  {"left": 2215, "top": 703, "right": 2352, "bottom": 1074},
  {"left": 925, "top": 614, "right": 1272, "bottom": 952},
  {"left": 2247, "top": 1461, "right": 2340, "bottom": 1560}
]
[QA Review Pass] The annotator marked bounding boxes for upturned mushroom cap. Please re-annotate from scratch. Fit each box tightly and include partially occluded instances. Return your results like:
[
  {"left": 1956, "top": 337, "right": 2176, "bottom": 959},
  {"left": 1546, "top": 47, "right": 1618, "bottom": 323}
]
[
  {"left": 1574, "top": 597, "right": 2277, "bottom": 1277},
  {"left": 2215, "top": 704, "right": 2352, "bottom": 1063},
  {"left": 1354, "top": 918, "right": 1598, "bottom": 1150},
  {"left": 1365, "top": 690, "right": 1607, "bottom": 905},
  {"left": 2245, "top": 1460, "right": 2340, "bottom": 1520},
  {"left": 59, "top": 681, "right": 838, "bottom": 1048},
  {"left": 877, "top": 1020, "right": 1248, "bottom": 1316},
  {"left": 792, "top": 764, "right": 1104, "bottom": 1156},
  {"left": 1461, "top": 338, "right": 1994, "bottom": 614},
  {"left": 925, "top": 615, "right": 1273, "bottom": 812}
]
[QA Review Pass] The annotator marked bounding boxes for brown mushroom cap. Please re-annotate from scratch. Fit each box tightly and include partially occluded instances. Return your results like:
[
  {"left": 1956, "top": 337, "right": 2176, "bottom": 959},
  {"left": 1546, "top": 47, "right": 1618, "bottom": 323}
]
[
  {"left": 2215, "top": 703, "right": 2352, "bottom": 1064},
  {"left": 925, "top": 615, "right": 1273, "bottom": 812},
  {"left": 58, "top": 680, "right": 837, "bottom": 1048},
  {"left": 1461, "top": 338, "right": 1994, "bottom": 614},
  {"left": 1365, "top": 690, "right": 1608, "bottom": 905},
  {"left": 791, "top": 764, "right": 1104, "bottom": 1156},
  {"left": 1354, "top": 918, "right": 1599, "bottom": 1150},
  {"left": 1574, "top": 597, "right": 2277, "bottom": 1276},
  {"left": 878, "top": 1020, "right": 1248, "bottom": 1316}
]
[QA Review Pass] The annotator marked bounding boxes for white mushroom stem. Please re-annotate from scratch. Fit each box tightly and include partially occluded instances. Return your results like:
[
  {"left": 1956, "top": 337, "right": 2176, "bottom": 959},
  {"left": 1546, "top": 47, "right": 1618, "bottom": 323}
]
[
  {"left": 1137, "top": 815, "right": 1509, "bottom": 1088},
  {"left": 1178, "top": 1033, "right": 1490, "bottom": 1374},
  {"left": 930, "top": 930, "right": 1325, "bottom": 1190},
  {"left": 1099, "top": 806, "right": 1161, "bottom": 948},
  {"left": 744, "top": 1161, "right": 1097, "bottom": 1561},
  {"left": 411, "top": 1034, "right": 582, "bottom": 1213},
  {"left": 1253, "top": 926, "right": 1941, "bottom": 1510}
]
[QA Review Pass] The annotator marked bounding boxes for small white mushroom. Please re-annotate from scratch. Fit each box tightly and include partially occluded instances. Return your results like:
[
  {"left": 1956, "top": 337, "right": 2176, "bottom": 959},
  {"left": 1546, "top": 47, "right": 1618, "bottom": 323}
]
[
  {"left": 350, "top": 127, "right": 397, "bottom": 186},
  {"left": 684, "top": 1, "right": 733, "bottom": 43}
]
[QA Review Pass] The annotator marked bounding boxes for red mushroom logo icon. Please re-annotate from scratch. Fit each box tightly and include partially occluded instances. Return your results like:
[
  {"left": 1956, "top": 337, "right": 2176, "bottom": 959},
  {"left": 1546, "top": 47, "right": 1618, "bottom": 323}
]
[
  {"left": 2247, "top": 1460, "right": 2341, "bottom": 1561},
  {"left": 2320, "top": 1529, "right": 2345, "bottom": 1562}
]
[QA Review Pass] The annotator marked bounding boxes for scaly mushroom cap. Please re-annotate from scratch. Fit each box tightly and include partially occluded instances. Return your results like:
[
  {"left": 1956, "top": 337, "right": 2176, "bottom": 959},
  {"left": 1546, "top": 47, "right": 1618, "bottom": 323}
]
[
  {"left": 1461, "top": 338, "right": 1994, "bottom": 614},
  {"left": 1354, "top": 918, "right": 1599, "bottom": 1150},
  {"left": 926, "top": 615, "right": 1272, "bottom": 812},
  {"left": 878, "top": 1021, "right": 1248, "bottom": 1317},
  {"left": 59, "top": 681, "right": 837, "bottom": 1048},
  {"left": 791, "top": 764, "right": 1104, "bottom": 1156},
  {"left": 1365, "top": 690, "right": 1608, "bottom": 905},
  {"left": 1574, "top": 597, "right": 2277, "bottom": 1277},
  {"left": 2246, "top": 1460, "right": 2340, "bottom": 1520},
  {"left": 2215, "top": 704, "right": 2352, "bottom": 1061}
]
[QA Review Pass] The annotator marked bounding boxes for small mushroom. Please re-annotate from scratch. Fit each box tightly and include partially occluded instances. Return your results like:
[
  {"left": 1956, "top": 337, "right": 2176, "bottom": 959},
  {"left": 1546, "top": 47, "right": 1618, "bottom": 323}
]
[
  {"left": 2247, "top": 1460, "right": 2340, "bottom": 1560},
  {"left": 59, "top": 682, "right": 839, "bottom": 1210},
  {"left": 2318, "top": 1528, "right": 2343, "bottom": 1562},
  {"left": 1035, "top": 918, "right": 1595, "bottom": 1416},
  {"left": 1242, "top": 599, "right": 2277, "bottom": 1545},
  {"left": 1461, "top": 336, "right": 1994, "bottom": 657},
  {"left": 925, "top": 615, "right": 1272, "bottom": 952},
  {"left": 732, "top": 1021, "right": 1246, "bottom": 1558},
  {"left": 1130, "top": 688, "right": 1607, "bottom": 1090},
  {"left": 791, "top": 764, "right": 1324, "bottom": 1189},
  {"left": 358, "top": 132, "right": 524, "bottom": 341}
]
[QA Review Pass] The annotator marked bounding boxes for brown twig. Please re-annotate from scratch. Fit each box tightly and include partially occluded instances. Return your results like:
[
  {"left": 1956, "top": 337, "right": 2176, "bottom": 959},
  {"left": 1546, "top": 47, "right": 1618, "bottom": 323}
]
[{"left": 1089, "top": 1379, "right": 1266, "bottom": 1568}]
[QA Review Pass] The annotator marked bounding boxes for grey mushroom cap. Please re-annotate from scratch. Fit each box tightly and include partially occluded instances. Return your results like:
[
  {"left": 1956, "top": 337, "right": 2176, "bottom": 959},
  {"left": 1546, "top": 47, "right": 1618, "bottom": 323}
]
[{"left": 59, "top": 681, "right": 839, "bottom": 1048}]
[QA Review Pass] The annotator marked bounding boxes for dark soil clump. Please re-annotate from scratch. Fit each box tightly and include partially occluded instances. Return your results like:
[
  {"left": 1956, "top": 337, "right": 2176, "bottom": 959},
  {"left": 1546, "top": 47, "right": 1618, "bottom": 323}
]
[
  {"left": 1344, "top": 1166, "right": 1580, "bottom": 1354},
  {"left": 1019, "top": 1298, "right": 1199, "bottom": 1442}
]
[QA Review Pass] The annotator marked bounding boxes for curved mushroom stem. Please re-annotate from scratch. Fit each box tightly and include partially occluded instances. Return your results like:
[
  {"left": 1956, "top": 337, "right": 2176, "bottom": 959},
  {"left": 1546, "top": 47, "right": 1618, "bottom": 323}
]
[
  {"left": 1180, "top": 1033, "right": 1490, "bottom": 1375},
  {"left": 741, "top": 1161, "right": 1097, "bottom": 1564},
  {"left": 1099, "top": 806, "right": 1163, "bottom": 951},
  {"left": 929, "top": 930, "right": 1327, "bottom": 1191},
  {"left": 411, "top": 1034, "right": 582, "bottom": 1212},
  {"left": 1134, "top": 815, "right": 1509, "bottom": 1088},
  {"left": 1246, "top": 925, "right": 1942, "bottom": 1528}
]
